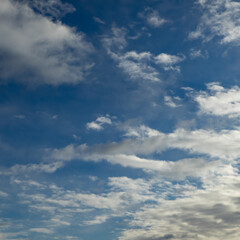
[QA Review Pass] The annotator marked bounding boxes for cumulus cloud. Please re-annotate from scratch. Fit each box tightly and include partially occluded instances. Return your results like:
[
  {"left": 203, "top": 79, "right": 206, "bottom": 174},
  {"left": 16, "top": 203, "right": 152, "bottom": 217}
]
[
  {"left": 195, "top": 82, "right": 240, "bottom": 118},
  {"left": 139, "top": 7, "right": 167, "bottom": 28},
  {"left": 189, "top": 0, "right": 240, "bottom": 45},
  {"left": 155, "top": 53, "right": 185, "bottom": 72},
  {"left": 123, "top": 124, "right": 160, "bottom": 138},
  {"left": 0, "top": 0, "right": 94, "bottom": 85},
  {"left": 86, "top": 115, "right": 112, "bottom": 131}
]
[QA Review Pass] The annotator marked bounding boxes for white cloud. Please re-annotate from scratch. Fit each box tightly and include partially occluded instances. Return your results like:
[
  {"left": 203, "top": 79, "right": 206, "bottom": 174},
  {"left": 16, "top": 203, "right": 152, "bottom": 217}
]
[
  {"left": 189, "top": 48, "right": 208, "bottom": 59},
  {"left": 154, "top": 53, "right": 185, "bottom": 72},
  {"left": 139, "top": 8, "right": 167, "bottom": 28},
  {"left": 117, "top": 58, "right": 160, "bottom": 82},
  {"left": 86, "top": 115, "right": 112, "bottom": 131},
  {"left": 102, "top": 26, "right": 128, "bottom": 52},
  {"left": 123, "top": 124, "right": 160, "bottom": 139},
  {"left": 52, "top": 124, "right": 240, "bottom": 167},
  {"left": 164, "top": 96, "right": 181, "bottom": 108},
  {"left": 119, "top": 173, "right": 240, "bottom": 240},
  {"left": 83, "top": 215, "right": 109, "bottom": 225},
  {"left": 93, "top": 17, "right": 105, "bottom": 24},
  {"left": 102, "top": 27, "right": 185, "bottom": 81},
  {"left": 0, "top": 0, "right": 94, "bottom": 85},
  {"left": 0, "top": 190, "right": 8, "bottom": 197},
  {"left": 155, "top": 53, "right": 184, "bottom": 65},
  {"left": 10, "top": 161, "right": 64, "bottom": 174},
  {"left": 29, "top": 228, "right": 53, "bottom": 234},
  {"left": 102, "top": 27, "right": 161, "bottom": 82},
  {"left": 190, "top": 0, "right": 240, "bottom": 45},
  {"left": 195, "top": 82, "right": 240, "bottom": 117}
]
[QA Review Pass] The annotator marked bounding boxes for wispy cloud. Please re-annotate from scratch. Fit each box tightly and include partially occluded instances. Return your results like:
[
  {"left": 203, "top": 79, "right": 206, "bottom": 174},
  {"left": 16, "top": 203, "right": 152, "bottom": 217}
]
[
  {"left": 139, "top": 7, "right": 167, "bottom": 28},
  {"left": 164, "top": 96, "right": 181, "bottom": 108},
  {"left": 86, "top": 115, "right": 112, "bottom": 131},
  {"left": 155, "top": 53, "right": 185, "bottom": 72},
  {"left": 23, "top": 0, "right": 75, "bottom": 18},
  {"left": 93, "top": 16, "right": 105, "bottom": 24},
  {"left": 190, "top": 0, "right": 240, "bottom": 45},
  {"left": 102, "top": 27, "right": 185, "bottom": 82}
]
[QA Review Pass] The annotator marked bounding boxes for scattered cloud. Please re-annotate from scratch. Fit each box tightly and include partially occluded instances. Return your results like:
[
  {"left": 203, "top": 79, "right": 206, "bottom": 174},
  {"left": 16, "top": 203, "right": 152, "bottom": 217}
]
[
  {"left": 93, "top": 17, "right": 105, "bottom": 24},
  {"left": 9, "top": 161, "right": 64, "bottom": 174},
  {"left": 0, "top": 0, "right": 94, "bottom": 85},
  {"left": 14, "top": 115, "right": 26, "bottom": 119},
  {"left": 29, "top": 228, "right": 53, "bottom": 234},
  {"left": 190, "top": 0, "right": 240, "bottom": 45},
  {"left": 83, "top": 215, "right": 109, "bottom": 225},
  {"left": 195, "top": 82, "right": 240, "bottom": 118},
  {"left": 102, "top": 27, "right": 185, "bottom": 82},
  {"left": 102, "top": 26, "right": 128, "bottom": 52},
  {"left": 52, "top": 124, "right": 240, "bottom": 169},
  {"left": 155, "top": 53, "right": 185, "bottom": 72},
  {"left": 86, "top": 115, "right": 112, "bottom": 131},
  {"left": 164, "top": 96, "right": 181, "bottom": 108},
  {"left": 189, "top": 48, "right": 208, "bottom": 59},
  {"left": 139, "top": 8, "right": 167, "bottom": 28},
  {"left": 0, "top": 190, "right": 8, "bottom": 197},
  {"left": 102, "top": 27, "right": 160, "bottom": 82},
  {"left": 119, "top": 172, "right": 240, "bottom": 240},
  {"left": 123, "top": 124, "right": 160, "bottom": 138}
]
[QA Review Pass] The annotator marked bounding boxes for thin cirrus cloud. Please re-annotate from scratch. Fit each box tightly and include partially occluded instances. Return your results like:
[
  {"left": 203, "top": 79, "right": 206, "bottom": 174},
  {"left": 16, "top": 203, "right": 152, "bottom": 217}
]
[
  {"left": 0, "top": 0, "right": 94, "bottom": 85},
  {"left": 189, "top": 0, "right": 240, "bottom": 45}
]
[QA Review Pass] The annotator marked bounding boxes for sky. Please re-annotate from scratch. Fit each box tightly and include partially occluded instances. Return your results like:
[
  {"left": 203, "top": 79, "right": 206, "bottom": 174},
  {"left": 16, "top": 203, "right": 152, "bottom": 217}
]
[{"left": 2, "top": 0, "right": 240, "bottom": 239}]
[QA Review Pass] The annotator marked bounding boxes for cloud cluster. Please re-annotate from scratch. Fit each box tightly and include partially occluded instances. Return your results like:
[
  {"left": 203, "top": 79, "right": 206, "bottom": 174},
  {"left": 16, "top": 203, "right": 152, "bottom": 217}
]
[
  {"left": 195, "top": 82, "right": 240, "bottom": 118},
  {"left": 139, "top": 7, "right": 167, "bottom": 28},
  {"left": 86, "top": 115, "right": 112, "bottom": 131},
  {"left": 102, "top": 27, "right": 185, "bottom": 82},
  {"left": 190, "top": 0, "right": 240, "bottom": 45},
  {"left": 51, "top": 124, "right": 240, "bottom": 168},
  {"left": 0, "top": 0, "right": 93, "bottom": 85}
]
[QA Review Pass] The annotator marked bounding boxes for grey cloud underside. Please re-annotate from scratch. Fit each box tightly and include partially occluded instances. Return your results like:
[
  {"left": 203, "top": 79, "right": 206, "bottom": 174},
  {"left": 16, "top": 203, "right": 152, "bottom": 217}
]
[
  {"left": 0, "top": 0, "right": 94, "bottom": 85},
  {"left": 52, "top": 126, "right": 240, "bottom": 164},
  {"left": 6, "top": 163, "right": 240, "bottom": 240}
]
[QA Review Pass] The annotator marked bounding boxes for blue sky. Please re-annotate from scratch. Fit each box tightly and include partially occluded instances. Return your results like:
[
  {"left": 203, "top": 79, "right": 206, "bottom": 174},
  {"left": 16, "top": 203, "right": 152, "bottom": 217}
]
[{"left": 1, "top": 0, "right": 240, "bottom": 239}]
